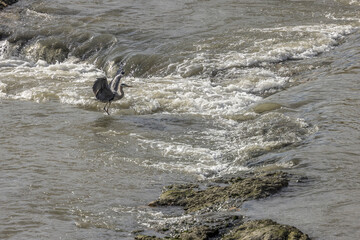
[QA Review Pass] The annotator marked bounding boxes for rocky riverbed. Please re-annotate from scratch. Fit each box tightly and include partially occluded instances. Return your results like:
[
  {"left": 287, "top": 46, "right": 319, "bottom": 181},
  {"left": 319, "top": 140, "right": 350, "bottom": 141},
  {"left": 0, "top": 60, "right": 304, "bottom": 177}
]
[{"left": 137, "top": 171, "right": 311, "bottom": 240}]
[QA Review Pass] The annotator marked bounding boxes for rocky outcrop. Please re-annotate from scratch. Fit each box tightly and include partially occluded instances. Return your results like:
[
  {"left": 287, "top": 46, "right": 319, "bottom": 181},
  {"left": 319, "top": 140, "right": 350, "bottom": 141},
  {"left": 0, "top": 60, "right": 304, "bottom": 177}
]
[
  {"left": 135, "top": 219, "right": 310, "bottom": 240},
  {"left": 0, "top": 0, "right": 18, "bottom": 10},
  {"left": 149, "top": 172, "right": 289, "bottom": 213},
  {"left": 135, "top": 236, "right": 164, "bottom": 240},
  {"left": 222, "top": 219, "right": 311, "bottom": 240},
  {"left": 138, "top": 171, "right": 311, "bottom": 239}
]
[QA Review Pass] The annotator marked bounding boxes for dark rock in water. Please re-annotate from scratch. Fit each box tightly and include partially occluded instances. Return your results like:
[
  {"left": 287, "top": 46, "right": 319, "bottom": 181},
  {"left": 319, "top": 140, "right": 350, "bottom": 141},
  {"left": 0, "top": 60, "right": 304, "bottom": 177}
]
[
  {"left": 134, "top": 236, "right": 164, "bottom": 240},
  {"left": 0, "top": 27, "right": 10, "bottom": 41},
  {"left": 139, "top": 171, "right": 312, "bottom": 240},
  {"left": 134, "top": 235, "right": 166, "bottom": 240},
  {"left": 149, "top": 172, "right": 289, "bottom": 213},
  {"left": 136, "top": 219, "right": 311, "bottom": 240},
  {"left": 222, "top": 219, "right": 311, "bottom": 240},
  {"left": 148, "top": 183, "right": 199, "bottom": 208},
  {"left": 179, "top": 225, "right": 219, "bottom": 240},
  {"left": 0, "top": 0, "right": 18, "bottom": 10}
]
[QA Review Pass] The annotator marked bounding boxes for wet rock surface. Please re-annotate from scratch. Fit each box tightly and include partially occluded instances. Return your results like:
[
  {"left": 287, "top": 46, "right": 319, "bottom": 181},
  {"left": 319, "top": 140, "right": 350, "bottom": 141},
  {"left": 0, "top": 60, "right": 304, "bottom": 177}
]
[
  {"left": 139, "top": 171, "right": 311, "bottom": 239},
  {"left": 136, "top": 219, "right": 311, "bottom": 240},
  {"left": 0, "top": 0, "right": 18, "bottom": 10},
  {"left": 149, "top": 172, "right": 289, "bottom": 213},
  {"left": 222, "top": 219, "right": 311, "bottom": 240}
]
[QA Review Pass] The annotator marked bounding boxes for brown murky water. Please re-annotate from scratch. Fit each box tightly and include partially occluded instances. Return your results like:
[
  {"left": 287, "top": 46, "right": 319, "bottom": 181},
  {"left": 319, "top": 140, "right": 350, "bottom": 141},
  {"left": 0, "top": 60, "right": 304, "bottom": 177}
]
[{"left": 1, "top": 0, "right": 360, "bottom": 239}]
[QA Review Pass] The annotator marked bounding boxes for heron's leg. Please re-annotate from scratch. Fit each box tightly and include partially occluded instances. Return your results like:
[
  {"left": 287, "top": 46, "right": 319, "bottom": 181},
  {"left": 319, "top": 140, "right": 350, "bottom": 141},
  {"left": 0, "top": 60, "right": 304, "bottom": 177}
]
[
  {"left": 103, "top": 102, "right": 110, "bottom": 115},
  {"left": 106, "top": 102, "right": 111, "bottom": 115}
]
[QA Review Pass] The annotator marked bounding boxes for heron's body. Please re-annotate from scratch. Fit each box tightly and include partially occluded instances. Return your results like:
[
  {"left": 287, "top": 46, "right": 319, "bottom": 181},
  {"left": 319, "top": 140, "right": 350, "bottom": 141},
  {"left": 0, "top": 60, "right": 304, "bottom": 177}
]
[{"left": 92, "top": 66, "right": 131, "bottom": 115}]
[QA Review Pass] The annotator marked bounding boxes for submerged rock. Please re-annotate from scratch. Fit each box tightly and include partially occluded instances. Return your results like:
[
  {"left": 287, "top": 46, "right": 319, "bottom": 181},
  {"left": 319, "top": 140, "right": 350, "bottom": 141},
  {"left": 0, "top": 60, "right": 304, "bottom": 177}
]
[
  {"left": 222, "top": 219, "right": 311, "bottom": 240},
  {"left": 252, "top": 102, "right": 283, "bottom": 114},
  {"left": 149, "top": 172, "right": 289, "bottom": 213}
]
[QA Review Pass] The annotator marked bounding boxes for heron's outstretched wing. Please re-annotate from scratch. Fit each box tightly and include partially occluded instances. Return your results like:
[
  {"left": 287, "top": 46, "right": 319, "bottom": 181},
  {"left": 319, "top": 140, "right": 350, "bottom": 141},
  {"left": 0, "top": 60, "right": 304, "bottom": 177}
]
[
  {"left": 93, "top": 77, "right": 114, "bottom": 102},
  {"left": 109, "top": 64, "right": 125, "bottom": 92}
]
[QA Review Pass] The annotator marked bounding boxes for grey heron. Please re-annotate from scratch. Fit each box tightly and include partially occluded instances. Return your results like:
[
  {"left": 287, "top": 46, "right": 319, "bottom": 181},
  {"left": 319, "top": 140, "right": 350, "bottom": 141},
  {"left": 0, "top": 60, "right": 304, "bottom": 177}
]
[{"left": 92, "top": 66, "right": 132, "bottom": 115}]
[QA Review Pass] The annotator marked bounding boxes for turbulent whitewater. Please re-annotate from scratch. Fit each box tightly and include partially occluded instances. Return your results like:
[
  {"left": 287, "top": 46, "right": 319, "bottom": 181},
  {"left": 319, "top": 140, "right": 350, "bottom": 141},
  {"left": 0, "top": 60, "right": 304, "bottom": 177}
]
[{"left": 1, "top": 0, "right": 360, "bottom": 239}]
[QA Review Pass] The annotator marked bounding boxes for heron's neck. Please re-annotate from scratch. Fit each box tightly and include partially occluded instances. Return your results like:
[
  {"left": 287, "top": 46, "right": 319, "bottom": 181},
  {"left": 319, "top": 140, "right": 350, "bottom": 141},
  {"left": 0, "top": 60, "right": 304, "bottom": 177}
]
[{"left": 113, "top": 86, "right": 124, "bottom": 101}]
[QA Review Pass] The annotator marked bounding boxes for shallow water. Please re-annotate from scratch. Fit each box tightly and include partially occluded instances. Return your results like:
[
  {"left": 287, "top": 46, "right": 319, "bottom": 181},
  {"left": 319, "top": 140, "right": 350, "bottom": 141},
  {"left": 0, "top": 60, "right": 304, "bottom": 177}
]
[{"left": 1, "top": 0, "right": 360, "bottom": 239}]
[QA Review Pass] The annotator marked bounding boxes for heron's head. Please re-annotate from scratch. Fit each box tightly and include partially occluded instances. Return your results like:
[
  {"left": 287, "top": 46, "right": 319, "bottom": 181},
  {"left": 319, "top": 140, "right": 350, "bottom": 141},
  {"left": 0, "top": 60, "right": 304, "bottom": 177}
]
[{"left": 120, "top": 83, "right": 132, "bottom": 88}]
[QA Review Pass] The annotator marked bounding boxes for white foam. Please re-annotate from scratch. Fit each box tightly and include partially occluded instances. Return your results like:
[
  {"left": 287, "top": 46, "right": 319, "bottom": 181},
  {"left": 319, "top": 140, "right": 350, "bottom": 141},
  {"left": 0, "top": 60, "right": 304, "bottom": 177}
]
[
  {"left": 0, "top": 56, "right": 103, "bottom": 104},
  {"left": 176, "top": 24, "right": 355, "bottom": 81},
  {"left": 25, "top": 9, "right": 53, "bottom": 20},
  {"left": 126, "top": 112, "right": 317, "bottom": 178},
  {"left": 346, "top": 0, "right": 360, "bottom": 5},
  {"left": 137, "top": 207, "right": 193, "bottom": 230},
  {"left": 0, "top": 40, "right": 8, "bottom": 60},
  {"left": 128, "top": 76, "right": 262, "bottom": 116}
]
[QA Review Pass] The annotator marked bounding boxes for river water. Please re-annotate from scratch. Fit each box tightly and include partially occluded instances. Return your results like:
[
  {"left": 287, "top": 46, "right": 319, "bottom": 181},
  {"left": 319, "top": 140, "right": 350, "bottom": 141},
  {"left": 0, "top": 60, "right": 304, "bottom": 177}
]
[{"left": 0, "top": 0, "right": 359, "bottom": 239}]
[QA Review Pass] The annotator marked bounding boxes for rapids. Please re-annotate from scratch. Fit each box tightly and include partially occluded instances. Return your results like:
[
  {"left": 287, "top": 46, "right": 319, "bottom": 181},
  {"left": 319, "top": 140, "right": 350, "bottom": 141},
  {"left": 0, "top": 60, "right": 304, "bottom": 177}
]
[{"left": 1, "top": 0, "right": 360, "bottom": 239}]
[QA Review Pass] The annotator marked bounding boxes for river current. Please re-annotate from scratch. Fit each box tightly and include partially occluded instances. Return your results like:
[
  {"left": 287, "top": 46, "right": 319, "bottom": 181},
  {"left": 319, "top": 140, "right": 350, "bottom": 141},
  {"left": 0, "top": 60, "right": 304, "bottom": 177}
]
[{"left": 0, "top": 0, "right": 360, "bottom": 239}]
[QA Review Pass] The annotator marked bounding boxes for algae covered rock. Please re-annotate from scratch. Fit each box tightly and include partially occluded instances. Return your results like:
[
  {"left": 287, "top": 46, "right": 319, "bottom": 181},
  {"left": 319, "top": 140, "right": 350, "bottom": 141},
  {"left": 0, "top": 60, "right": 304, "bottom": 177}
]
[
  {"left": 222, "top": 219, "right": 311, "bottom": 240},
  {"left": 141, "top": 172, "right": 312, "bottom": 240},
  {"left": 148, "top": 183, "right": 199, "bottom": 208},
  {"left": 135, "top": 226, "right": 220, "bottom": 240},
  {"left": 179, "top": 225, "right": 219, "bottom": 240},
  {"left": 135, "top": 236, "right": 161, "bottom": 240},
  {"left": 149, "top": 172, "right": 289, "bottom": 213},
  {"left": 136, "top": 219, "right": 311, "bottom": 240},
  {"left": 135, "top": 235, "right": 177, "bottom": 240}
]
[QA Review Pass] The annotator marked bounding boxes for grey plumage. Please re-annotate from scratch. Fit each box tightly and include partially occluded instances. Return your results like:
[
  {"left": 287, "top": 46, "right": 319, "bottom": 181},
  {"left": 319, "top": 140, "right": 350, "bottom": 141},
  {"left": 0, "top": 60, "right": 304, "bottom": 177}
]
[
  {"left": 93, "top": 77, "right": 114, "bottom": 102},
  {"left": 92, "top": 66, "right": 131, "bottom": 115}
]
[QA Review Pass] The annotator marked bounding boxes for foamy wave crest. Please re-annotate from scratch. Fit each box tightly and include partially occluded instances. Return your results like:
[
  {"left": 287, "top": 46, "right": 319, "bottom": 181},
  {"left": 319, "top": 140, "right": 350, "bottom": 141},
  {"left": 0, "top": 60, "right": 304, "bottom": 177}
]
[
  {"left": 126, "top": 76, "right": 263, "bottom": 116},
  {"left": 124, "top": 113, "right": 316, "bottom": 178},
  {"left": 25, "top": 9, "right": 53, "bottom": 20},
  {"left": 176, "top": 24, "right": 355, "bottom": 79},
  {"left": 243, "top": 24, "right": 354, "bottom": 60},
  {"left": 336, "top": 0, "right": 360, "bottom": 6},
  {"left": 0, "top": 55, "right": 103, "bottom": 104},
  {"left": 136, "top": 138, "right": 249, "bottom": 178},
  {"left": 1, "top": 48, "right": 264, "bottom": 117}
]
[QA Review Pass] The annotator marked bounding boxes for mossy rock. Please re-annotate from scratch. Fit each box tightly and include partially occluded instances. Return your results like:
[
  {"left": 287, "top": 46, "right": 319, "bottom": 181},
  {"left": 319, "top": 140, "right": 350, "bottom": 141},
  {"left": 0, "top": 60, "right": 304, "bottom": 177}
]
[
  {"left": 135, "top": 236, "right": 161, "bottom": 240},
  {"left": 136, "top": 226, "right": 219, "bottom": 240},
  {"left": 135, "top": 235, "right": 178, "bottom": 240},
  {"left": 179, "top": 226, "right": 219, "bottom": 240},
  {"left": 148, "top": 184, "right": 199, "bottom": 207},
  {"left": 135, "top": 219, "right": 310, "bottom": 240},
  {"left": 149, "top": 172, "right": 289, "bottom": 213},
  {"left": 222, "top": 219, "right": 311, "bottom": 240}
]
